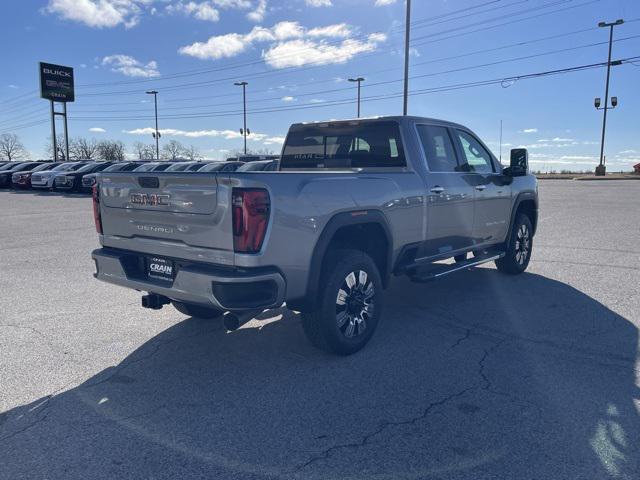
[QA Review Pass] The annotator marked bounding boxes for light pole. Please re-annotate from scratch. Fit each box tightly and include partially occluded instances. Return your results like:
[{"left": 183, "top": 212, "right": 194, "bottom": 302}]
[
  {"left": 348, "top": 77, "right": 365, "bottom": 118},
  {"left": 234, "top": 81, "right": 249, "bottom": 155},
  {"left": 595, "top": 19, "right": 624, "bottom": 176},
  {"left": 146, "top": 90, "right": 160, "bottom": 160},
  {"left": 403, "top": 0, "right": 412, "bottom": 116}
]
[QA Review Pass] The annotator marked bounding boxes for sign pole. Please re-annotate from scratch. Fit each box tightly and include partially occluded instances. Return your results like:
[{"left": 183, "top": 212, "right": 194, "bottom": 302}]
[
  {"left": 63, "top": 102, "right": 70, "bottom": 161},
  {"left": 50, "top": 100, "right": 58, "bottom": 161}
]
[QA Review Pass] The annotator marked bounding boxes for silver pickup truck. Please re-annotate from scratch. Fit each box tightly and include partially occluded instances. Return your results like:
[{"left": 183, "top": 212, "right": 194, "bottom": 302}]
[{"left": 92, "top": 116, "right": 538, "bottom": 355}]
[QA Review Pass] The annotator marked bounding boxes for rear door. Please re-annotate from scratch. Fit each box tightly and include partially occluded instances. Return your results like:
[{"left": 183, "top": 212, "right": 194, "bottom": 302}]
[
  {"left": 416, "top": 124, "right": 475, "bottom": 258},
  {"left": 99, "top": 172, "right": 234, "bottom": 264},
  {"left": 452, "top": 129, "right": 511, "bottom": 245}
]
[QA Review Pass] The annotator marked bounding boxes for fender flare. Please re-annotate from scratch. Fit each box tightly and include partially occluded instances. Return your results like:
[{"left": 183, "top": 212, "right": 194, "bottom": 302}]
[
  {"left": 507, "top": 191, "right": 538, "bottom": 243},
  {"left": 293, "top": 210, "right": 393, "bottom": 311}
]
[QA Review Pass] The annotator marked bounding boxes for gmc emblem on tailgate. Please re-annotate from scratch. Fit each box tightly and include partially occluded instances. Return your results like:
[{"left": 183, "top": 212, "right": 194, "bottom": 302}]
[{"left": 130, "top": 193, "right": 170, "bottom": 206}]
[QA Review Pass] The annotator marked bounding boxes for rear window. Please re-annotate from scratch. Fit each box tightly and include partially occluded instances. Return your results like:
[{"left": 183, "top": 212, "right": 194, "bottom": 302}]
[{"left": 281, "top": 122, "right": 406, "bottom": 169}]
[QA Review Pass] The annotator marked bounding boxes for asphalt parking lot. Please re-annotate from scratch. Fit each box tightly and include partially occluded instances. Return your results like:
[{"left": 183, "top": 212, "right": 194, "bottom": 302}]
[{"left": 1, "top": 181, "right": 639, "bottom": 480}]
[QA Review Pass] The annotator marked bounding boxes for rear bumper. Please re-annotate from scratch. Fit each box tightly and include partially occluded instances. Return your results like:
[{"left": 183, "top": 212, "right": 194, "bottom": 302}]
[{"left": 92, "top": 247, "right": 286, "bottom": 311}]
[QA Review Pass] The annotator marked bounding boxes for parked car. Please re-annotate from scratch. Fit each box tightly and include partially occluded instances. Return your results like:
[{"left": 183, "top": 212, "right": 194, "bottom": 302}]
[
  {"left": 11, "top": 162, "right": 63, "bottom": 189},
  {"left": 196, "top": 161, "right": 244, "bottom": 172},
  {"left": 31, "top": 162, "right": 90, "bottom": 190},
  {"left": 92, "top": 116, "right": 538, "bottom": 355},
  {"left": 132, "top": 162, "right": 174, "bottom": 172},
  {"left": 0, "top": 162, "right": 44, "bottom": 188},
  {"left": 236, "top": 160, "right": 279, "bottom": 172},
  {"left": 53, "top": 162, "right": 114, "bottom": 192},
  {"left": 81, "top": 162, "right": 145, "bottom": 193},
  {"left": 164, "top": 161, "right": 207, "bottom": 172},
  {"left": 237, "top": 154, "right": 279, "bottom": 162}
]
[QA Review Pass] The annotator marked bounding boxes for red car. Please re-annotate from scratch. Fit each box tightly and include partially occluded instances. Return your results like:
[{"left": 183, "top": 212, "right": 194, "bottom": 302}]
[{"left": 11, "top": 162, "right": 63, "bottom": 189}]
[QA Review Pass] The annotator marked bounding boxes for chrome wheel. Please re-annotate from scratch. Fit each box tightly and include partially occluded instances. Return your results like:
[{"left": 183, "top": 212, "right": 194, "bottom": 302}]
[
  {"left": 514, "top": 223, "right": 531, "bottom": 266},
  {"left": 335, "top": 270, "right": 375, "bottom": 339}
]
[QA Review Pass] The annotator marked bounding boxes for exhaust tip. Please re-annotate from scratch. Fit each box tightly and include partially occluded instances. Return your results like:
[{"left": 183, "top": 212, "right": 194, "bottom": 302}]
[{"left": 223, "top": 313, "right": 240, "bottom": 331}]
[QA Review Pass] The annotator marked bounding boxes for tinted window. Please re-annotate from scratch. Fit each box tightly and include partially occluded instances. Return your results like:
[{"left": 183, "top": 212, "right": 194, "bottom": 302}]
[
  {"left": 197, "top": 162, "right": 225, "bottom": 172},
  {"left": 68, "top": 162, "right": 90, "bottom": 172},
  {"left": 281, "top": 122, "right": 406, "bottom": 169},
  {"left": 455, "top": 130, "right": 494, "bottom": 173},
  {"left": 133, "top": 163, "right": 159, "bottom": 172},
  {"left": 75, "top": 163, "right": 99, "bottom": 173},
  {"left": 32, "top": 163, "right": 59, "bottom": 172},
  {"left": 165, "top": 163, "right": 192, "bottom": 172},
  {"left": 416, "top": 125, "right": 458, "bottom": 173}
]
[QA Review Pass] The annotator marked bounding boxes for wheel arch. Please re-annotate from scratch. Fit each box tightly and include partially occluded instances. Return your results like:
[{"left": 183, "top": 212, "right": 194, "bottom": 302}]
[
  {"left": 291, "top": 210, "right": 393, "bottom": 311},
  {"left": 508, "top": 192, "right": 538, "bottom": 243}
]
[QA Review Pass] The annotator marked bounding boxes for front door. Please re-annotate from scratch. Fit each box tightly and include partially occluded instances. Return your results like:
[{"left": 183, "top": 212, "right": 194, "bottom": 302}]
[
  {"left": 416, "top": 124, "right": 475, "bottom": 258},
  {"left": 452, "top": 129, "right": 512, "bottom": 245}
]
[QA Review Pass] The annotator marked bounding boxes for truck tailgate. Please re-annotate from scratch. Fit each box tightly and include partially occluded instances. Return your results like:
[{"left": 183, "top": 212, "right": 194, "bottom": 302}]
[{"left": 98, "top": 172, "right": 234, "bottom": 265}]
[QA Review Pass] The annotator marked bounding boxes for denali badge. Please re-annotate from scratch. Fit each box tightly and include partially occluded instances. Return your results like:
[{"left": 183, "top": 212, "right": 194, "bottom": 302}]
[{"left": 130, "top": 193, "right": 170, "bottom": 206}]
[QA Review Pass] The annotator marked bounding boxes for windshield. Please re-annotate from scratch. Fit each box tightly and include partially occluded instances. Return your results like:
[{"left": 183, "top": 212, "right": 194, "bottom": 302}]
[
  {"left": 165, "top": 163, "right": 193, "bottom": 172},
  {"left": 0, "top": 163, "right": 20, "bottom": 171},
  {"left": 133, "top": 163, "right": 160, "bottom": 172},
  {"left": 197, "top": 162, "right": 225, "bottom": 172},
  {"left": 103, "top": 162, "right": 129, "bottom": 172},
  {"left": 31, "top": 163, "right": 59, "bottom": 172},
  {"left": 74, "top": 163, "right": 99, "bottom": 174}
]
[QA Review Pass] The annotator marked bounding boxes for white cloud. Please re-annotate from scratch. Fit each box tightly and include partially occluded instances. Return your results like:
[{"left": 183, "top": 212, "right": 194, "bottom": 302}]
[
  {"left": 620, "top": 149, "right": 637, "bottom": 154},
  {"left": 45, "top": 0, "right": 144, "bottom": 28},
  {"left": 375, "top": 0, "right": 397, "bottom": 5},
  {"left": 281, "top": 96, "right": 296, "bottom": 102},
  {"left": 263, "top": 136, "right": 285, "bottom": 145},
  {"left": 552, "top": 137, "right": 573, "bottom": 142},
  {"left": 309, "top": 98, "right": 326, "bottom": 103},
  {"left": 247, "top": 0, "right": 267, "bottom": 22},
  {"left": 521, "top": 128, "right": 538, "bottom": 133},
  {"left": 124, "top": 127, "right": 268, "bottom": 141},
  {"left": 179, "top": 21, "right": 383, "bottom": 67},
  {"left": 263, "top": 35, "right": 384, "bottom": 69},
  {"left": 306, "top": 0, "right": 332, "bottom": 6},
  {"left": 166, "top": 1, "right": 220, "bottom": 22},
  {"left": 102, "top": 54, "right": 160, "bottom": 77},
  {"left": 8, "top": 84, "right": 18, "bottom": 89},
  {"left": 89, "top": 127, "right": 106, "bottom": 133}
]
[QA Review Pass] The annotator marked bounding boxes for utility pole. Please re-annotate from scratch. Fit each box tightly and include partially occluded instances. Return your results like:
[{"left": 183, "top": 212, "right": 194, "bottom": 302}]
[
  {"left": 348, "top": 77, "right": 365, "bottom": 118},
  {"left": 146, "top": 90, "right": 160, "bottom": 160},
  {"left": 499, "top": 119, "right": 503, "bottom": 163},
  {"left": 403, "top": 0, "right": 412, "bottom": 116},
  {"left": 595, "top": 19, "right": 624, "bottom": 176},
  {"left": 235, "top": 81, "right": 249, "bottom": 155}
]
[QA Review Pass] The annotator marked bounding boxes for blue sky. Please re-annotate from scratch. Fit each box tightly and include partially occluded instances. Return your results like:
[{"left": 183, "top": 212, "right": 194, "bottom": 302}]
[{"left": 1, "top": 0, "right": 639, "bottom": 170}]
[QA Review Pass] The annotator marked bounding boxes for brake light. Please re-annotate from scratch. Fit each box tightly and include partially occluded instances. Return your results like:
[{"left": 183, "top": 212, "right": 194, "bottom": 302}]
[
  {"left": 92, "top": 184, "right": 103, "bottom": 234},
  {"left": 232, "top": 188, "right": 270, "bottom": 253}
]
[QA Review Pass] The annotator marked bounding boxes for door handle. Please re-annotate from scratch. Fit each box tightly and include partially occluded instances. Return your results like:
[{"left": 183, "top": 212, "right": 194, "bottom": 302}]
[
  {"left": 475, "top": 185, "right": 487, "bottom": 191},
  {"left": 430, "top": 186, "right": 445, "bottom": 194}
]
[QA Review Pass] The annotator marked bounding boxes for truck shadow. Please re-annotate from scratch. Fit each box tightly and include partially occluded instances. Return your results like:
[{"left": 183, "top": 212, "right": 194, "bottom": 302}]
[{"left": 1, "top": 270, "right": 638, "bottom": 479}]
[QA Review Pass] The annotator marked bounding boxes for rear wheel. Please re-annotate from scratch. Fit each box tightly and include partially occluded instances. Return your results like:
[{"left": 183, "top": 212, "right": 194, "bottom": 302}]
[
  {"left": 301, "top": 249, "right": 383, "bottom": 355},
  {"left": 172, "top": 301, "right": 224, "bottom": 319},
  {"left": 495, "top": 213, "right": 533, "bottom": 274}
]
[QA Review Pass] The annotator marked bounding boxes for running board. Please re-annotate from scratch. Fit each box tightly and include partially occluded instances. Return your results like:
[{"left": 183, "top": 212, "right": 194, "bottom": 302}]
[{"left": 409, "top": 252, "right": 505, "bottom": 283}]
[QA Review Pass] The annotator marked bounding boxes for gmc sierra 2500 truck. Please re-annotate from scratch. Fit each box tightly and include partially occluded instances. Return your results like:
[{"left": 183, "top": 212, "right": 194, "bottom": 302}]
[{"left": 92, "top": 116, "right": 538, "bottom": 355}]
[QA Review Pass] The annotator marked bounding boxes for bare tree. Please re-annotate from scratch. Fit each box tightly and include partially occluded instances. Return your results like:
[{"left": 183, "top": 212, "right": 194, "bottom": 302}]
[
  {"left": 182, "top": 144, "right": 203, "bottom": 161},
  {"left": 44, "top": 135, "right": 68, "bottom": 160},
  {"left": 132, "top": 141, "right": 157, "bottom": 160},
  {"left": 0, "top": 133, "right": 29, "bottom": 161},
  {"left": 70, "top": 137, "right": 99, "bottom": 160},
  {"left": 161, "top": 140, "right": 185, "bottom": 161},
  {"left": 97, "top": 140, "right": 126, "bottom": 161}
]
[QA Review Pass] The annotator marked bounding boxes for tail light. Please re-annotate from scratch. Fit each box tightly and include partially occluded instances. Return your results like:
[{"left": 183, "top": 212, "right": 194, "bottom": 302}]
[
  {"left": 92, "top": 184, "right": 103, "bottom": 234},
  {"left": 232, "top": 188, "right": 270, "bottom": 253}
]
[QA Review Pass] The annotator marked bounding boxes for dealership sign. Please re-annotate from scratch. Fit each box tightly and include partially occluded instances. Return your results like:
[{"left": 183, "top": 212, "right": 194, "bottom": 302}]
[{"left": 39, "top": 62, "right": 74, "bottom": 102}]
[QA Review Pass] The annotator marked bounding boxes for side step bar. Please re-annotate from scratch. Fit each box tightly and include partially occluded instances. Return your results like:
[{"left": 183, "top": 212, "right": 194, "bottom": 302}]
[{"left": 409, "top": 252, "right": 505, "bottom": 283}]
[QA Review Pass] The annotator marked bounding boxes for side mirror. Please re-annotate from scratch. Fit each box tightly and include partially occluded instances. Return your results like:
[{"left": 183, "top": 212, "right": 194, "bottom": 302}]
[{"left": 504, "top": 148, "right": 528, "bottom": 177}]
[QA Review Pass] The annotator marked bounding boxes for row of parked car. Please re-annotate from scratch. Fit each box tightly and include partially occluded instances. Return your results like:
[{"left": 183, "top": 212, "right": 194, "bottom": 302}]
[{"left": 0, "top": 157, "right": 280, "bottom": 193}]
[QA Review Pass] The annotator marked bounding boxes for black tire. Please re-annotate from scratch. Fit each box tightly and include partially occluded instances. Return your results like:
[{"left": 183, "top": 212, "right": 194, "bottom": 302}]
[
  {"left": 300, "top": 249, "right": 384, "bottom": 355},
  {"left": 172, "top": 301, "right": 224, "bottom": 319},
  {"left": 495, "top": 213, "right": 533, "bottom": 274}
]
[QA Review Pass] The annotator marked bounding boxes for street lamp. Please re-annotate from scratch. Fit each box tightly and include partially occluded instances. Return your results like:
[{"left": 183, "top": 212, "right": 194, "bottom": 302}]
[
  {"left": 146, "top": 90, "right": 160, "bottom": 160},
  {"left": 594, "top": 18, "right": 624, "bottom": 176},
  {"left": 234, "top": 81, "right": 249, "bottom": 155},
  {"left": 348, "top": 77, "right": 365, "bottom": 118}
]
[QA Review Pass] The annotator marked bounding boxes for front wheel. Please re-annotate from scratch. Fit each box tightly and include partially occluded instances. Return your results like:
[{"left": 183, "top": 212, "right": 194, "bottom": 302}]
[
  {"left": 301, "top": 249, "right": 383, "bottom": 355},
  {"left": 172, "top": 301, "right": 224, "bottom": 319},
  {"left": 495, "top": 213, "right": 533, "bottom": 274}
]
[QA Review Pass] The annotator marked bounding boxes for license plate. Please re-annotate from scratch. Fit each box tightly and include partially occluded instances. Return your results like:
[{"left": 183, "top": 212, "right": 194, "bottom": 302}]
[{"left": 146, "top": 256, "right": 175, "bottom": 281}]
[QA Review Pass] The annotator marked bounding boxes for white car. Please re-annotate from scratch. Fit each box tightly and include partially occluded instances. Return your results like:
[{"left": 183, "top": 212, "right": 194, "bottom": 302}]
[{"left": 30, "top": 162, "right": 89, "bottom": 189}]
